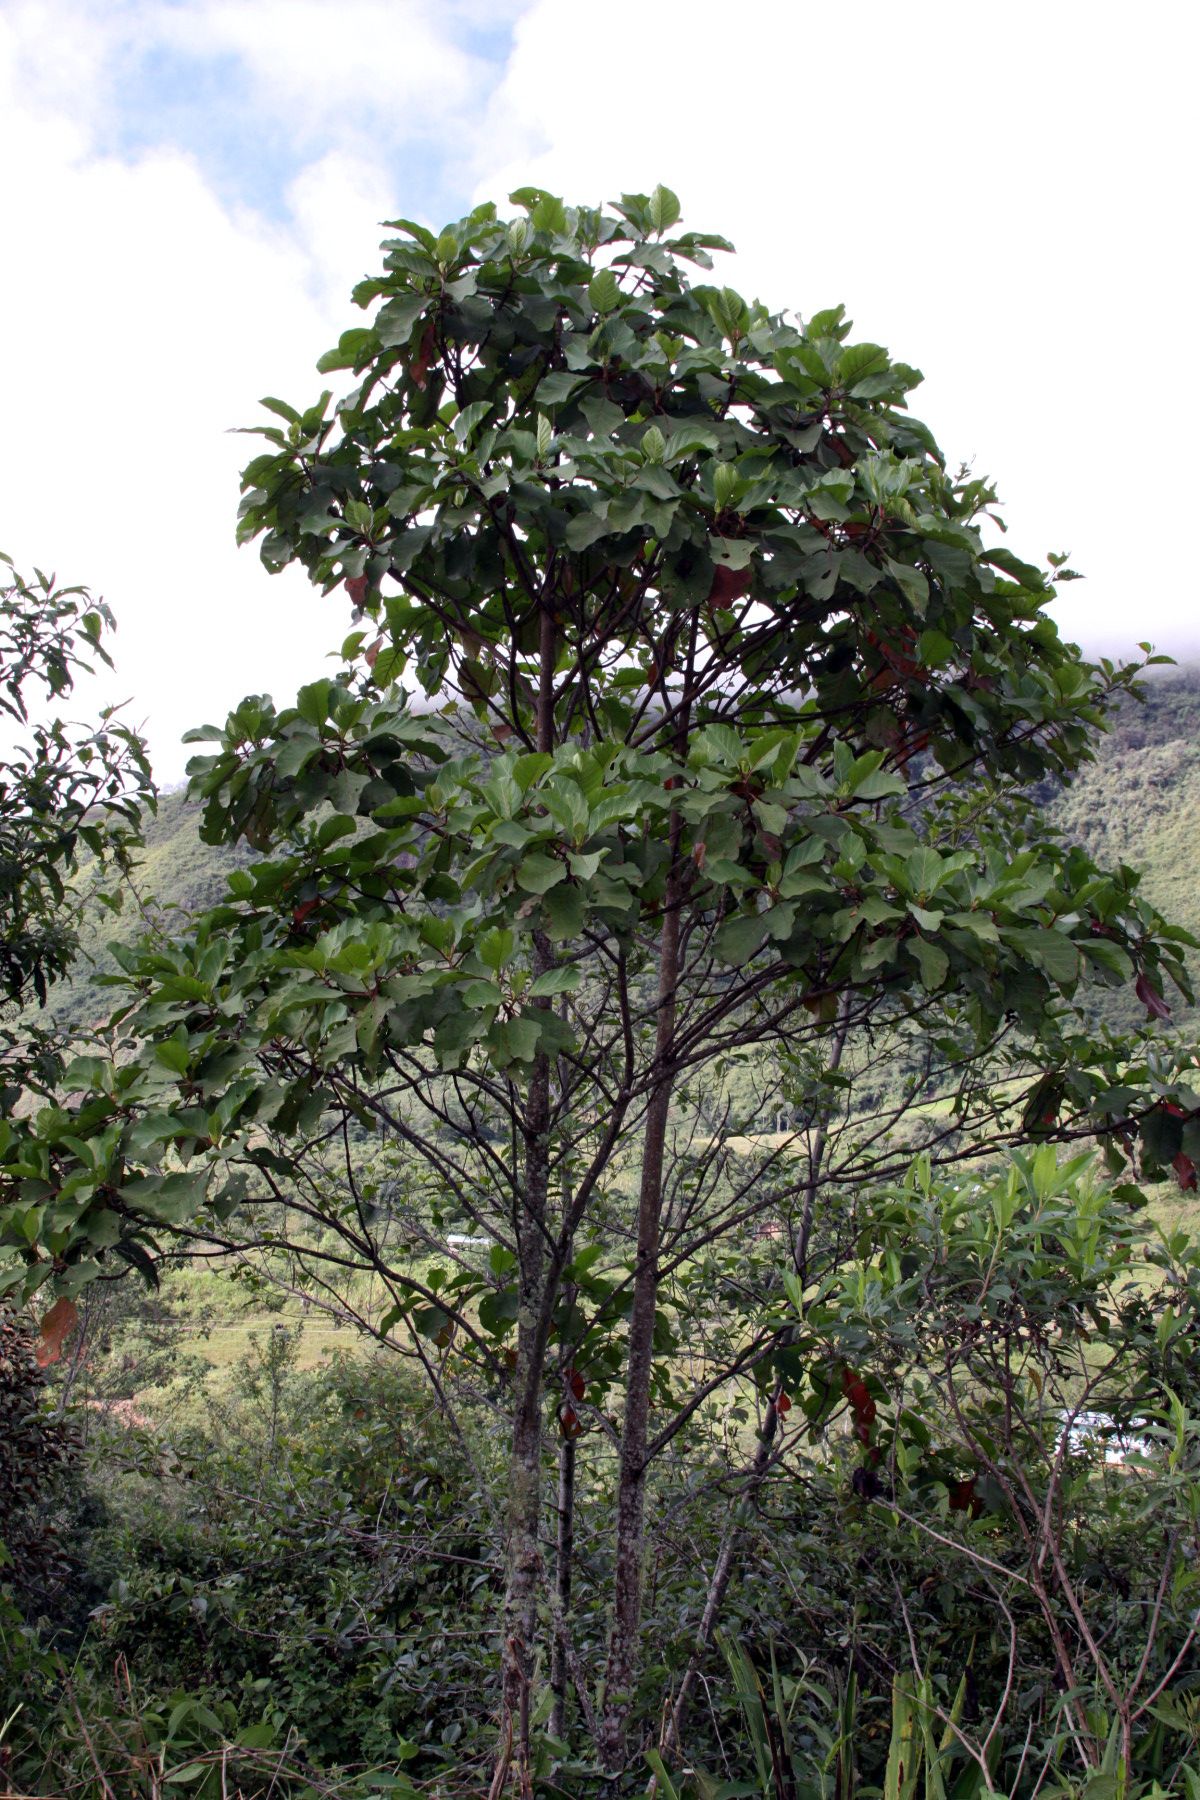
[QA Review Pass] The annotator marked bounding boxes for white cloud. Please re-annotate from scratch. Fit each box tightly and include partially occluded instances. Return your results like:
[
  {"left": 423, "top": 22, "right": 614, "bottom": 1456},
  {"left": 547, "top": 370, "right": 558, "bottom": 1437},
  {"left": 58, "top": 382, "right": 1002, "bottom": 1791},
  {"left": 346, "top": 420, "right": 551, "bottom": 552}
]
[
  {"left": 471, "top": 0, "right": 1199, "bottom": 661},
  {"left": 0, "top": 1, "right": 512, "bottom": 782},
  {"left": 154, "top": 0, "right": 490, "bottom": 147}
]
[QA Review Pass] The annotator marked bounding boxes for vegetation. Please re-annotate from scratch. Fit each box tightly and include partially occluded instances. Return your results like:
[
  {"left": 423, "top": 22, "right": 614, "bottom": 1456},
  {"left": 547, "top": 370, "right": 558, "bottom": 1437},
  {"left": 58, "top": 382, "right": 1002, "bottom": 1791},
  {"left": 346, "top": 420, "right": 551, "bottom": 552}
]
[{"left": 3, "top": 191, "right": 1200, "bottom": 1800}]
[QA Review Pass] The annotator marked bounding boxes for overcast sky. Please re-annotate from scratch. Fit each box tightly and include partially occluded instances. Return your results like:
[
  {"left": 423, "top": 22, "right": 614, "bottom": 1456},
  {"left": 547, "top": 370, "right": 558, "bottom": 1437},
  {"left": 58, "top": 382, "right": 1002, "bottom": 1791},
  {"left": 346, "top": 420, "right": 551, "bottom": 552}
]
[{"left": 1, "top": 0, "right": 1194, "bottom": 781}]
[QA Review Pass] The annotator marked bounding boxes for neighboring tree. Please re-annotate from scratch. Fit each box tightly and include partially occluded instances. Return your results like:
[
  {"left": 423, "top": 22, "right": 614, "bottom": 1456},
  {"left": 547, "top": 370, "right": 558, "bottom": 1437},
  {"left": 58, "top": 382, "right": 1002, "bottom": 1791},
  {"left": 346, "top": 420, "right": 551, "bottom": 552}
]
[
  {"left": 0, "top": 552, "right": 151, "bottom": 1287},
  {"left": 0, "top": 192, "right": 1193, "bottom": 1782},
  {"left": 0, "top": 552, "right": 151, "bottom": 1641},
  {"left": 0, "top": 554, "right": 150, "bottom": 1022}
]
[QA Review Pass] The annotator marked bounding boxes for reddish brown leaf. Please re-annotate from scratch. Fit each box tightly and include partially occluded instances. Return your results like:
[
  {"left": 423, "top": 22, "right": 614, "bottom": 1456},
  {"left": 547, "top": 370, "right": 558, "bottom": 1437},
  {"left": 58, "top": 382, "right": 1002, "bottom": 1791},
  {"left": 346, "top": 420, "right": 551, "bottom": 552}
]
[
  {"left": 412, "top": 319, "right": 437, "bottom": 389},
  {"left": 345, "top": 574, "right": 370, "bottom": 607},
  {"left": 567, "top": 1368, "right": 585, "bottom": 1402},
  {"left": 949, "top": 1476, "right": 983, "bottom": 1518},
  {"left": 1173, "top": 1151, "right": 1198, "bottom": 1192},
  {"left": 35, "top": 1295, "right": 78, "bottom": 1368},
  {"left": 776, "top": 1391, "right": 792, "bottom": 1415},
  {"left": 708, "top": 563, "right": 752, "bottom": 611},
  {"left": 1136, "top": 971, "right": 1172, "bottom": 1021}
]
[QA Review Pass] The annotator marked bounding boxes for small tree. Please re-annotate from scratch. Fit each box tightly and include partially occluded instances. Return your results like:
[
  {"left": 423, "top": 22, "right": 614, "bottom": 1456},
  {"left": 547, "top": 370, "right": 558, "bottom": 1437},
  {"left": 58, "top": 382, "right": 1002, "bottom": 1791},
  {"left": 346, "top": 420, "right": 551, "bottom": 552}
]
[
  {"left": 0, "top": 554, "right": 151, "bottom": 1024},
  {"left": 0, "top": 192, "right": 1192, "bottom": 1780},
  {"left": 0, "top": 550, "right": 150, "bottom": 1633}
]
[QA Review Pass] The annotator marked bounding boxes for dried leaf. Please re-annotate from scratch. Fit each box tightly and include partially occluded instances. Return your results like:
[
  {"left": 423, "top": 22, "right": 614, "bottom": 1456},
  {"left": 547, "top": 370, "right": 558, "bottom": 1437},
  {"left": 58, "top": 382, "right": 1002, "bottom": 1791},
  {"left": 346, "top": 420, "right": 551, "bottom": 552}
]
[{"left": 35, "top": 1295, "right": 78, "bottom": 1368}]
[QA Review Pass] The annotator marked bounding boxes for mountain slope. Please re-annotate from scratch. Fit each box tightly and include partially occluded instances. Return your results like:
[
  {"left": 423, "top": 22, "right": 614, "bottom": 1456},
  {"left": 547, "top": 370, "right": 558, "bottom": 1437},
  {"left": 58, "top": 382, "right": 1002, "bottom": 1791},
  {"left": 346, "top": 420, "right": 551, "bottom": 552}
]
[{"left": 1051, "top": 666, "right": 1200, "bottom": 1028}]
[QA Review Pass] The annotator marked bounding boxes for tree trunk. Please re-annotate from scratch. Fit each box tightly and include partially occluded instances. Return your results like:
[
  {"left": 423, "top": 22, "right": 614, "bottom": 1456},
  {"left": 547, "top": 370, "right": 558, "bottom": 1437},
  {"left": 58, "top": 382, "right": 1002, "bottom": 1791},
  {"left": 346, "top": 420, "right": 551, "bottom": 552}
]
[
  {"left": 500, "top": 1037, "right": 551, "bottom": 1783},
  {"left": 498, "top": 603, "right": 559, "bottom": 1787},
  {"left": 599, "top": 845, "right": 682, "bottom": 1770},
  {"left": 549, "top": 1427, "right": 576, "bottom": 1743}
]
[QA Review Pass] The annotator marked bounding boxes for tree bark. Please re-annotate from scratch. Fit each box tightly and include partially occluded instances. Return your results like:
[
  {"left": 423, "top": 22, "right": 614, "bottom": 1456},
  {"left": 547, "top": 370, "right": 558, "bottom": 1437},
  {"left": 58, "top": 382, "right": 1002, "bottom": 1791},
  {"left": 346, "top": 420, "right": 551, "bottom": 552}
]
[
  {"left": 498, "top": 603, "right": 559, "bottom": 1786},
  {"left": 599, "top": 840, "right": 683, "bottom": 1770},
  {"left": 549, "top": 1427, "right": 577, "bottom": 1743}
]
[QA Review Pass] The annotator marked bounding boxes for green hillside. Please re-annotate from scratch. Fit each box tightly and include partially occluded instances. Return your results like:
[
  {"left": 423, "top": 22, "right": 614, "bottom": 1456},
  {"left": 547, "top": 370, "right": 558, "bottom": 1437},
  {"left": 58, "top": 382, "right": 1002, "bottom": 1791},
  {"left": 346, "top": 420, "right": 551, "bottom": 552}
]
[
  {"left": 1051, "top": 665, "right": 1200, "bottom": 1028},
  {"left": 41, "top": 786, "right": 247, "bottom": 1033}
]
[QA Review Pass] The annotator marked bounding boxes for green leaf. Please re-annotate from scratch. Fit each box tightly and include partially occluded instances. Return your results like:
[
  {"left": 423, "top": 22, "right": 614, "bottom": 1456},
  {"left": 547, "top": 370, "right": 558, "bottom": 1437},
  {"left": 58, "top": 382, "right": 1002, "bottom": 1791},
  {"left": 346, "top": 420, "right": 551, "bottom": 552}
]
[
  {"left": 641, "top": 424, "right": 666, "bottom": 465},
  {"left": 154, "top": 1038, "right": 191, "bottom": 1075},
  {"left": 909, "top": 937, "right": 948, "bottom": 991},
  {"left": 528, "top": 964, "right": 582, "bottom": 998},
  {"left": 885, "top": 557, "right": 929, "bottom": 614},
  {"left": 713, "top": 465, "right": 740, "bottom": 513},
  {"left": 453, "top": 400, "right": 493, "bottom": 444},
  {"left": 649, "top": 184, "right": 682, "bottom": 233},
  {"left": 1081, "top": 939, "right": 1134, "bottom": 984},
  {"left": 542, "top": 883, "right": 585, "bottom": 940},
  {"left": 478, "top": 928, "right": 513, "bottom": 970},
  {"left": 535, "top": 370, "right": 587, "bottom": 407},
  {"left": 1003, "top": 926, "right": 1081, "bottom": 986},
  {"left": 588, "top": 269, "right": 621, "bottom": 314},
  {"left": 715, "top": 912, "right": 768, "bottom": 966},
  {"left": 375, "top": 294, "right": 427, "bottom": 348},
  {"left": 516, "top": 853, "right": 567, "bottom": 895},
  {"left": 566, "top": 510, "right": 609, "bottom": 551},
  {"left": 852, "top": 768, "right": 905, "bottom": 802},
  {"left": 982, "top": 546, "right": 1046, "bottom": 591},
  {"left": 905, "top": 848, "right": 947, "bottom": 897}
]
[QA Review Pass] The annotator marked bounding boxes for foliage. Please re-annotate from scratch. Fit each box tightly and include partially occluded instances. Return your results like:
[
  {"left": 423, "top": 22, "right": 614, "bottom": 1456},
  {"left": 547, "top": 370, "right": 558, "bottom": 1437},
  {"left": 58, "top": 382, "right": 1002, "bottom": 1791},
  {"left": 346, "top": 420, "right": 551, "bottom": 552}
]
[
  {"left": 655, "top": 1152, "right": 1200, "bottom": 1798},
  {"left": 0, "top": 552, "right": 151, "bottom": 1017},
  {"left": 0, "top": 1309, "right": 80, "bottom": 1621},
  {"left": 32, "top": 786, "right": 248, "bottom": 1035},
  {"left": 1, "top": 1351, "right": 492, "bottom": 1798},
  {"left": 7, "top": 1156, "right": 1200, "bottom": 1799},
  {"left": 0, "top": 549, "right": 151, "bottom": 1758}
]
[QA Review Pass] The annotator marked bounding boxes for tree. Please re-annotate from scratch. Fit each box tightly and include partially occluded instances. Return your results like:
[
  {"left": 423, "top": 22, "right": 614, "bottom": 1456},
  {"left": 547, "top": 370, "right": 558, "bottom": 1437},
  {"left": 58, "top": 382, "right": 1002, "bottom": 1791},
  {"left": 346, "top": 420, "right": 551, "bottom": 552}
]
[
  {"left": 0, "top": 550, "right": 150, "bottom": 1646},
  {"left": 0, "top": 189, "right": 1192, "bottom": 1782},
  {"left": 0, "top": 555, "right": 151, "bottom": 1022},
  {"left": 0, "top": 553, "right": 151, "bottom": 1296}
]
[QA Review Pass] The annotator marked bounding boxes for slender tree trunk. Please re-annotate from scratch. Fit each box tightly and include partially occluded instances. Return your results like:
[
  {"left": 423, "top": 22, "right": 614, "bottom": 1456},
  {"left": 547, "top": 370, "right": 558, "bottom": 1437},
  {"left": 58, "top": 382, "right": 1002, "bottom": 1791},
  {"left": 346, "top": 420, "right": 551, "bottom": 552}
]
[
  {"left": 599, "top": 842, "right": 683, "bottom": 1770},
  {"left": 549, "top": 1427, "right": 577, "bottom": 1742},
  {"left": 549, "top": 1240, "right": 578, "bottom": 1747},
  {"left": 498, "top": 604, "right": 559, "bottom": 1787}
]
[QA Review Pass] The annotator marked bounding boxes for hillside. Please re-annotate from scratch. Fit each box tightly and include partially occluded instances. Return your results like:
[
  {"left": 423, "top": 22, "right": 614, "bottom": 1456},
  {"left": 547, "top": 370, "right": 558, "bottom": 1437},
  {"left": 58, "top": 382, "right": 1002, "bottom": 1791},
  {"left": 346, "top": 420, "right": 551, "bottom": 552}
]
[
  {"left": 1051, "top": 664, "right": 1200, "bottom": 1029},
  {"left": 40, "top": 786, "right": 247, "bottom": 1033}
]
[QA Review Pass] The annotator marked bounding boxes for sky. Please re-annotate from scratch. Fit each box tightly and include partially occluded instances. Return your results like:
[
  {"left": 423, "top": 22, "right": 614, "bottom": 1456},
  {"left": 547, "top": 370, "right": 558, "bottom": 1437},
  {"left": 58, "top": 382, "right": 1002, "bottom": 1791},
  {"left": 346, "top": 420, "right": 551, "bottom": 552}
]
[{"left": 1, "top": 0, "right": 1195, "bottom": 782}]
